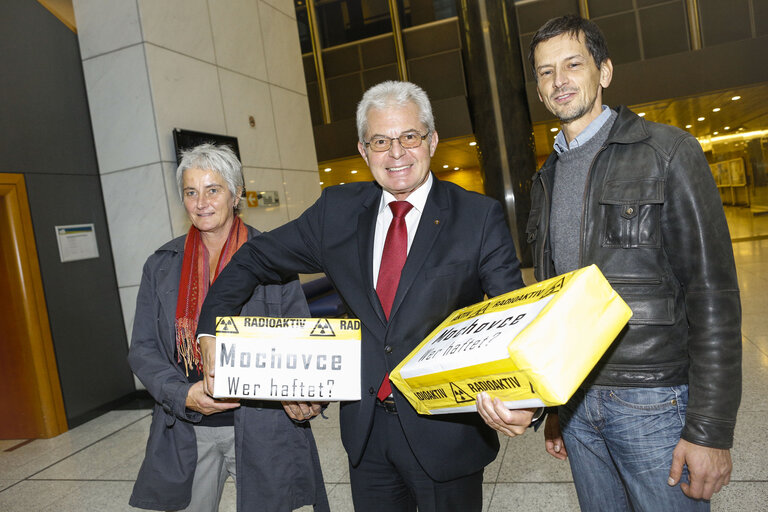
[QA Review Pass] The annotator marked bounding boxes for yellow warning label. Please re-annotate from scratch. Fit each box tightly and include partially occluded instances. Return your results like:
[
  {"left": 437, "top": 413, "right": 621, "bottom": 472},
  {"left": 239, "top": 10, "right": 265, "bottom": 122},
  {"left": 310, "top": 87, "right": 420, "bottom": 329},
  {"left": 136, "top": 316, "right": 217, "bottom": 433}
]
[
  {"left": 215, "top": 316, "right": 359, "bottom": 341},
  {"left": 216, "top": 317, "right": 239, "bottom": 334},
  {"left": 310, "top": 319, "right": 335, "bottom": 336},
  {"left": 450, "top": 383, "right": 474, "bottom": 403}
]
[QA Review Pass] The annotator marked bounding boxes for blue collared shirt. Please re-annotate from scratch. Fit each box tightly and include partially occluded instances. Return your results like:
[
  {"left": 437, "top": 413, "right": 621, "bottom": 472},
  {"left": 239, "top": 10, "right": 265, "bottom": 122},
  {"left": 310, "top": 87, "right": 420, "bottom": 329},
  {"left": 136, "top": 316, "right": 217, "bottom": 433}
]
[{"left": 553, "top": 105, "right": 612, "bottom": 154}]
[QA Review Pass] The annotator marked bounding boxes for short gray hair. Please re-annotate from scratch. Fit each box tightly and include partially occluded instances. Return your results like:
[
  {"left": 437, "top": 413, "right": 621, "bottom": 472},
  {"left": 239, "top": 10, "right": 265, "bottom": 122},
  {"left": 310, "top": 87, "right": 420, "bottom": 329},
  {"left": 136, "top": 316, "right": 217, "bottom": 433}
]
[
  {"left": 356, "top": 81, "right": 435, "bottom": 142},
  {"left": 176, "top": 143, "right": 244, "bottom": 212}
]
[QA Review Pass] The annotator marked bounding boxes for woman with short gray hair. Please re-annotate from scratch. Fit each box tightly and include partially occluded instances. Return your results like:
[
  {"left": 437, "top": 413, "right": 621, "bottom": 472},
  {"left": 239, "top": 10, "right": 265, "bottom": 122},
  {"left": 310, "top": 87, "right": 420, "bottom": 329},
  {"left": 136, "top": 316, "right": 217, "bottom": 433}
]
[{"left": 128, "top": 143, "right": 328, "bottom": 512}]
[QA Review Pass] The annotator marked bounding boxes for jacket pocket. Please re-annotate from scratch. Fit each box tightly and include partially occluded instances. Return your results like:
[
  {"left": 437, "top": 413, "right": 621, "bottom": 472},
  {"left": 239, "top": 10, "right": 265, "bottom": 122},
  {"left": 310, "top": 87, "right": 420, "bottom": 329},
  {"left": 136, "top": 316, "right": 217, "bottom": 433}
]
[
  {"left": 620, "top": 294, "right": 675, "bottom": 326},
  {"left": 599, "top": 179, "right": 663, "bottom": 249}
]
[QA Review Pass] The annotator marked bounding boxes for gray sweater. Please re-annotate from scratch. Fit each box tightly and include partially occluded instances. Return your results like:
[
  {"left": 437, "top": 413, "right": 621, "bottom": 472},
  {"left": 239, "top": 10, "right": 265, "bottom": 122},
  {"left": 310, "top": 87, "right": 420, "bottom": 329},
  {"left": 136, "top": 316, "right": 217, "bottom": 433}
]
[{"left": 551, "top": 110, "right": 618, "bottom": 274}]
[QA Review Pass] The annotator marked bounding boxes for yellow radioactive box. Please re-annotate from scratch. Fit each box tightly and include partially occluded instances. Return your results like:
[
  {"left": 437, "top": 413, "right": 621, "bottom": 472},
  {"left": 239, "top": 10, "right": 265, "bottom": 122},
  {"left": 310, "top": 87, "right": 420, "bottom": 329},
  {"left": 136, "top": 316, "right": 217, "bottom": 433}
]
[{"left": 389, "top": 265, "right": 632, "bottom": 415}]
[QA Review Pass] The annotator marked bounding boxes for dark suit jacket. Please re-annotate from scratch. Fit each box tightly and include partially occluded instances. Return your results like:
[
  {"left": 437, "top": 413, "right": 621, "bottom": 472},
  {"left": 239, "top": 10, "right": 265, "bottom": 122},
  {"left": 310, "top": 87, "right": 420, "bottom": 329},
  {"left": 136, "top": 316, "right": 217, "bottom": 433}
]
[{"left": 198, "top": 176, "right": 524, "bottom": 482}]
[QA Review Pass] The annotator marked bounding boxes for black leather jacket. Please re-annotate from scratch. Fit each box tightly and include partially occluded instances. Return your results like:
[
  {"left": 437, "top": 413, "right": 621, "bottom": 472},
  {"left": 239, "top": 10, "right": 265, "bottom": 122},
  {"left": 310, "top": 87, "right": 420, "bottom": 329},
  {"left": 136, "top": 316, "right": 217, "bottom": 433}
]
[{"left": 526, "top": 106, "right": 741, "bottom": 449}]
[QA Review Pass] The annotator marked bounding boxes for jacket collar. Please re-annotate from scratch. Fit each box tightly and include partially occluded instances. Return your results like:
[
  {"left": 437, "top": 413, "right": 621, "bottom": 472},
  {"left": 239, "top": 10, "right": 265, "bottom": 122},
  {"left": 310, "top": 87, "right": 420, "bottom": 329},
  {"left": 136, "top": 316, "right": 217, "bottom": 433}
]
[
  {"left": 607, "top": 106, "right": 651, "bottom": 145},
  {"left": 534, "top": 106, "right": 649, "bottom": 182}
]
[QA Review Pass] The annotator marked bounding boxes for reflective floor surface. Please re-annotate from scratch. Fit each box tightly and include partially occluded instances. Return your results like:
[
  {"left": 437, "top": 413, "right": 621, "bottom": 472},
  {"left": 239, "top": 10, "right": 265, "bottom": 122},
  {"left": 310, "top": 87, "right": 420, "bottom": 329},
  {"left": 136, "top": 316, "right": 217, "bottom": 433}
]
[{"left": 1, "top": 206, "right": 766, "bottom": 511}]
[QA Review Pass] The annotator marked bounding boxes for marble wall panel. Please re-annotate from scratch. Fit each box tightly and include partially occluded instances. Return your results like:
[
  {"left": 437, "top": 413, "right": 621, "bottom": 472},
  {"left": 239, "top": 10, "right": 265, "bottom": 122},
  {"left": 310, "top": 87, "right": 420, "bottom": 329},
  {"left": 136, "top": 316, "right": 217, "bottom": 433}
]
[
  {"left": 81, "top": 45, "right": 159, "bottom": 173},
  {"left": 209, "top": 0, "right": 268, "bottom": 80},
  {"left": 270, "top": 85, "right": 318, "bottom": 171},
  {"left": 283, "top": 169, "right": 321, "bottom": 220},
  {"left": 261, "top": 0, "right": 296, "bottom": 19},
  {"left": 144, "top": 44, "right": 227, "bottom": 163},
  {"left": 118, "top": 285, "right": 139, "bottom": 346},
  {"left": 240, "top": 166, "right": 291, "bottom": 231},
  {"left": 100, "top": 164, "right": 173, "bottom": 287},
  {"left": 137, "top": 0, "right": 215, "bottom": 62},
  {"left": 259, "top": 2, "right": 307, "bottom": 93},
  {"left": 72, "top": 0, "right": 142, "bottom": 59},
  {"left": 219, "top": 69, "right": 281, "bottom": 169},
  {"left": 162, "top": 162, "right": 192, "bottom": 238}
]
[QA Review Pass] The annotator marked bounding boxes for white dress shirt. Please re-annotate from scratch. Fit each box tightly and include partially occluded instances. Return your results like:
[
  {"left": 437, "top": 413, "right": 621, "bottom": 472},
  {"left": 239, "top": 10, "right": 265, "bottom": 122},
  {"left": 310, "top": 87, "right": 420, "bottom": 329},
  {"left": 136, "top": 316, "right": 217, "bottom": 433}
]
[{"left": 372, "top": 173, "right": 433, "bottom": 288}]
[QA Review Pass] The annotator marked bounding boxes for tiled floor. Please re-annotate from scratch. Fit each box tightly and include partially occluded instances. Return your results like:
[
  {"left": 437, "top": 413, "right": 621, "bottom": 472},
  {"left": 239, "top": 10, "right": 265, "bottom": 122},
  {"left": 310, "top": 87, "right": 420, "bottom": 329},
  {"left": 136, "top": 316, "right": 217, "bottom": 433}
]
[{"left": 2, "top": 206, "right": 766, "bottom": 511}]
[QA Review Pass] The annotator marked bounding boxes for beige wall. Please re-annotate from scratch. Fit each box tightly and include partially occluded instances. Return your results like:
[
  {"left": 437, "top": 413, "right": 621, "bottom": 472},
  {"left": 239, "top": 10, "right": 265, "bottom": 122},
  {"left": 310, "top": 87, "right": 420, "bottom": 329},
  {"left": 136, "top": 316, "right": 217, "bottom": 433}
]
[{"left": 72, "top": 0, "right": 320, "bottom": 349}]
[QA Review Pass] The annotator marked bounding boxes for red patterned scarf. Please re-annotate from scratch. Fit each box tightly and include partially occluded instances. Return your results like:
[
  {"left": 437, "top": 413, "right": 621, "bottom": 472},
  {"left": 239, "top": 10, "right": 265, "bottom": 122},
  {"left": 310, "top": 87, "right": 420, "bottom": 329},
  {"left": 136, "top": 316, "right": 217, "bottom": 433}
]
[{"left": 175, "top": 216, "right": 248, "bottom": 376}]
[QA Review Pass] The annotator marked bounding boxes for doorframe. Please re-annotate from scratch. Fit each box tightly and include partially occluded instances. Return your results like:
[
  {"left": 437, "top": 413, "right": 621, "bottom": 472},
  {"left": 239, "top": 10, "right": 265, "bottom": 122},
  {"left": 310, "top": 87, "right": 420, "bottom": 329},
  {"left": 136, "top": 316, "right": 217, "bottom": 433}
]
[{"left": 0, "top": 173, "right": 68, "bottom": 437}]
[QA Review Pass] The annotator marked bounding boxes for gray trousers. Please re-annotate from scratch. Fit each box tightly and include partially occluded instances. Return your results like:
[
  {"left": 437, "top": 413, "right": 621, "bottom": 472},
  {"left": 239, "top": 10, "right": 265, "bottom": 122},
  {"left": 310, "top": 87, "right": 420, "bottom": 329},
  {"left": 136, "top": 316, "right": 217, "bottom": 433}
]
[{"left": 172, "top": 425, "right": 236, "bottom": 512}]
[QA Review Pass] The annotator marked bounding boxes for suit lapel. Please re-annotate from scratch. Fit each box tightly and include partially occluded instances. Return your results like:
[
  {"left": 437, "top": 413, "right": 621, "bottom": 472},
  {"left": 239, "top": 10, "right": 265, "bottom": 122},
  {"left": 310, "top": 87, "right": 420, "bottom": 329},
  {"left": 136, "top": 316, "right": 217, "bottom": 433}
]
[
  {"left": 388, "top": 177, "right": 449, "bottom": 322},
  {"left": 357, "top": 187, "right": 387, "bottom": 325}
]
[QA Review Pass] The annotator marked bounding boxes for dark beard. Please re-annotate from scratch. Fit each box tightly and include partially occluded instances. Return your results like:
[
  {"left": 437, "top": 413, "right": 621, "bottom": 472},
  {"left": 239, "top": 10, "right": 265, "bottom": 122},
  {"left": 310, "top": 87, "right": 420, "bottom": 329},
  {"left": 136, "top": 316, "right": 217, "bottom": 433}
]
[{"left": 557, "top": 97, "right": 596, "bottom": 124}]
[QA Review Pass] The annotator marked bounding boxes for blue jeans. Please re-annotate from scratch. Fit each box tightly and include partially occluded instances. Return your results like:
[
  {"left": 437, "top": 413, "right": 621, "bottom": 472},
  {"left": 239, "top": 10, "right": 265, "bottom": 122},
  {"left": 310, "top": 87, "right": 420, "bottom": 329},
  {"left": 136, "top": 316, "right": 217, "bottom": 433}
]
[{"left": 559, "top": 385, "right": 709, "bottom": 512}]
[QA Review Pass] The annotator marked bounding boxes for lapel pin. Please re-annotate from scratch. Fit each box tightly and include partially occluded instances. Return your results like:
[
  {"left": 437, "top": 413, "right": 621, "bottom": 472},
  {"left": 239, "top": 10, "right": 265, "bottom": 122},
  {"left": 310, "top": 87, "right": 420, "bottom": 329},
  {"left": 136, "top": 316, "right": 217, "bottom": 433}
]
[{"left": 434, "top": 219, "right": 440, "bottom": 225}]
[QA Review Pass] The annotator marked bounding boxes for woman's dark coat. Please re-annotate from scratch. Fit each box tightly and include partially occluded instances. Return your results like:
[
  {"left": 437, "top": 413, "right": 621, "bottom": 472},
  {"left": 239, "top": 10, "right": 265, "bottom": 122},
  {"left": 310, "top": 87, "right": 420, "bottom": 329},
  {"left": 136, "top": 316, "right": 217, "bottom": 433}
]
[{"left": 128, "top": 226, "right": 329, "bottom": 511}]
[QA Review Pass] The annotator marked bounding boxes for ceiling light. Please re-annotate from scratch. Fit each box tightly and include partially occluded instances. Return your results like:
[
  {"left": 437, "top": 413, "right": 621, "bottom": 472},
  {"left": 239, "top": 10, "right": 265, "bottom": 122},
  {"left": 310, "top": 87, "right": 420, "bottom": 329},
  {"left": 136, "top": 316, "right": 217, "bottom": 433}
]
[
  {"left": 443, "top": 164, "right": 449, "bottom": 168},
  {"left": 731, "top": 95, "right": 741, "bottom": 101},
  {"left": 340, "top": 182, "right": 345, "bottom": 185},
  {"left": 638, "top": 112, "right": 646, "bottom": 117},
  {"left": 697, "top": 117, "right": 705, "bottom": 121},
  {"left": 454, "top": 167, "right": 459, "bottom": 171},
  {"left": 724, "top": 126, "right": 730, "bottom": 130},
  {"left": 550, "top": 127, "right": 558, "bottom": 132},
  {"left": 697, "top": 129, "right": 768, "bottom": 148},
  {"left": 469, "top": 141, "right": 477, "bottom": 146},
  {"left": 685, "top": 124, "right": 692, "bottom": 129},
  {"left": 712, "top": 107, "right": 721, "bottom": 112},
  {"left": 351, "top": 170, "right": 358, "bottom": 174},
  {"left": 319, "top": 181, "right": 324, "bottom": 185},
  {"left": 713, "top": 131, "right": 719, "bottom": 135},
  {"left": 324, "top": 167, "right": 331, "bottom": 172}
]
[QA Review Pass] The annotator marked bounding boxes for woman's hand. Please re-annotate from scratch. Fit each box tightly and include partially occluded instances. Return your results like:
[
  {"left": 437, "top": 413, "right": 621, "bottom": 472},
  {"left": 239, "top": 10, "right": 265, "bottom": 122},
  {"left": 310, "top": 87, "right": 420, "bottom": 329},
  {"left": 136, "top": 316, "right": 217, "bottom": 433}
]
[{"left": 186, "top": 380, "right": 240, "bottom": 415}]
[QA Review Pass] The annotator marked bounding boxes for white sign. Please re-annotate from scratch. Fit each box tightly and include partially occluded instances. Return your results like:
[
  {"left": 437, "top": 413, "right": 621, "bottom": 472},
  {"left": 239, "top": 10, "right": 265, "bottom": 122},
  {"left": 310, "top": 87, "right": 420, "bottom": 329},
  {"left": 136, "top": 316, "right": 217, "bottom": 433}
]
[
  {"left": 399, "top": 296, "right": 555, "bottom": 379},
  {"left": 213, "top": 317, "right": 361, "bottom": 401},
  {"left": 55, "top": 224, "right": 99, "bottom": 262}
]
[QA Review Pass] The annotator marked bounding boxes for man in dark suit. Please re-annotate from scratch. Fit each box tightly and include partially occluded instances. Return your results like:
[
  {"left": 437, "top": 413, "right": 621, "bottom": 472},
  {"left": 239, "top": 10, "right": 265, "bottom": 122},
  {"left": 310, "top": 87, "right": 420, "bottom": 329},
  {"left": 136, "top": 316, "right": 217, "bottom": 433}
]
[{"left": 197, "top": 81, "right": 535, "bottom": 511}]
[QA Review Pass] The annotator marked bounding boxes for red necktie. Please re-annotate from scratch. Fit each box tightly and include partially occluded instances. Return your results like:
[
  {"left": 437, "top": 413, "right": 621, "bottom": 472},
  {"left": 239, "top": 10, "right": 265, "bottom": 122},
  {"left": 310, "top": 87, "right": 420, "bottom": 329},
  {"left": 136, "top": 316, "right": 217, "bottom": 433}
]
[{"left": 375, "top": 201, "right": 413, "bottom": 401}]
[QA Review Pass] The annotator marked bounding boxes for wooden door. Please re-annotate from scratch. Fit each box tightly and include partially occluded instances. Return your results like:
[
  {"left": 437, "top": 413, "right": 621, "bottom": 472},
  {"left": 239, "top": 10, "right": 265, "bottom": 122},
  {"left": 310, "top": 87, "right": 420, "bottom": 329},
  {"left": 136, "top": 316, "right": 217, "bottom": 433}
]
[{"left": 0, "top": 173, "right": 67, "bottom": 438}]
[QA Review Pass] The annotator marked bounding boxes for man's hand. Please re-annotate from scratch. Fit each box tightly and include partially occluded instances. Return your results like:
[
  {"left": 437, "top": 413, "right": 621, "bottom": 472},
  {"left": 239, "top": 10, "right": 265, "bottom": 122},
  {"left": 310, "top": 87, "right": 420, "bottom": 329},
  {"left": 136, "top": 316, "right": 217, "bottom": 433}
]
[
  {"left": 476, "top": 392, "right": 535, "bottom": 438},
  {"left": 185, "top": 380, "right": 240, "bottom": 415},
  {"left": 199, "top": 335, "right": 216, "bottom": 395},
  {"left": 282, "top": 401, "right": 325, "bottom": 421},
  {"left": 544, "top": 412, "right": 568, "bottom": 460},
  {"left": 668, "top": 439, "right": 732, "bottom": 500}
]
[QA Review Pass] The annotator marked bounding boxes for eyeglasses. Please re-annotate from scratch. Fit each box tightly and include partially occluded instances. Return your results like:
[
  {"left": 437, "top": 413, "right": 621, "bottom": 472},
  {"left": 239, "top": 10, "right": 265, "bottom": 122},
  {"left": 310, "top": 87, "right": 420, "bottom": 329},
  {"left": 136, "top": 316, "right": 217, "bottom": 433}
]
[{"left": 364, "top": 131, "right": 429, "bottom": 152}]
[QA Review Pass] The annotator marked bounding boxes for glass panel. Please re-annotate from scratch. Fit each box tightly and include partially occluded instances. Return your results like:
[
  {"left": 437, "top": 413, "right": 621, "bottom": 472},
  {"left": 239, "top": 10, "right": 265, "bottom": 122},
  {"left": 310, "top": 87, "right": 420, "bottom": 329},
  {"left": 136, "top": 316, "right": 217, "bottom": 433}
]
[
  {"left": 747, "top": 138, "right": 768, "bottom": 210},
  {"left": 399, "top": 0, "right": 458, "bottom": 28},
  {"left": 593, "top": 13, "right": 640, "bottom": 65},
  {"left": 639, "top": 1, "right": 689, "bottom": 59},
  {"left": 699, "top": 0, "right": 751, "bottom": 47},
  {"left": 757, "top": 0, "right": 768, "bottom": 37},
  {"left": 295, "top": 3, "right": 313, "bottom": 54},
  {"left": 589, "top": 0, "right": 634, "bottom": 18},
  {"left": 516, "top": 0, "right": 579, "bottom": 35},
  {"left": 636, "top": 0, "right": 677, "bottom": 6},
  {"left": 303, "top": 0, "right": 393, "bottom": 49}
]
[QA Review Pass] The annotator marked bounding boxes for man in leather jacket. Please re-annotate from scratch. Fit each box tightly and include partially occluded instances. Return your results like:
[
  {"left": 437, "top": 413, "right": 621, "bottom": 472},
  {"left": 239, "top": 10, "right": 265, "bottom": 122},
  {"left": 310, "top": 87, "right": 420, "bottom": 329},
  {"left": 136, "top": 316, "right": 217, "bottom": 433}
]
[{"left": 477, "top": 15, "right": 741, "bottom": 511}]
